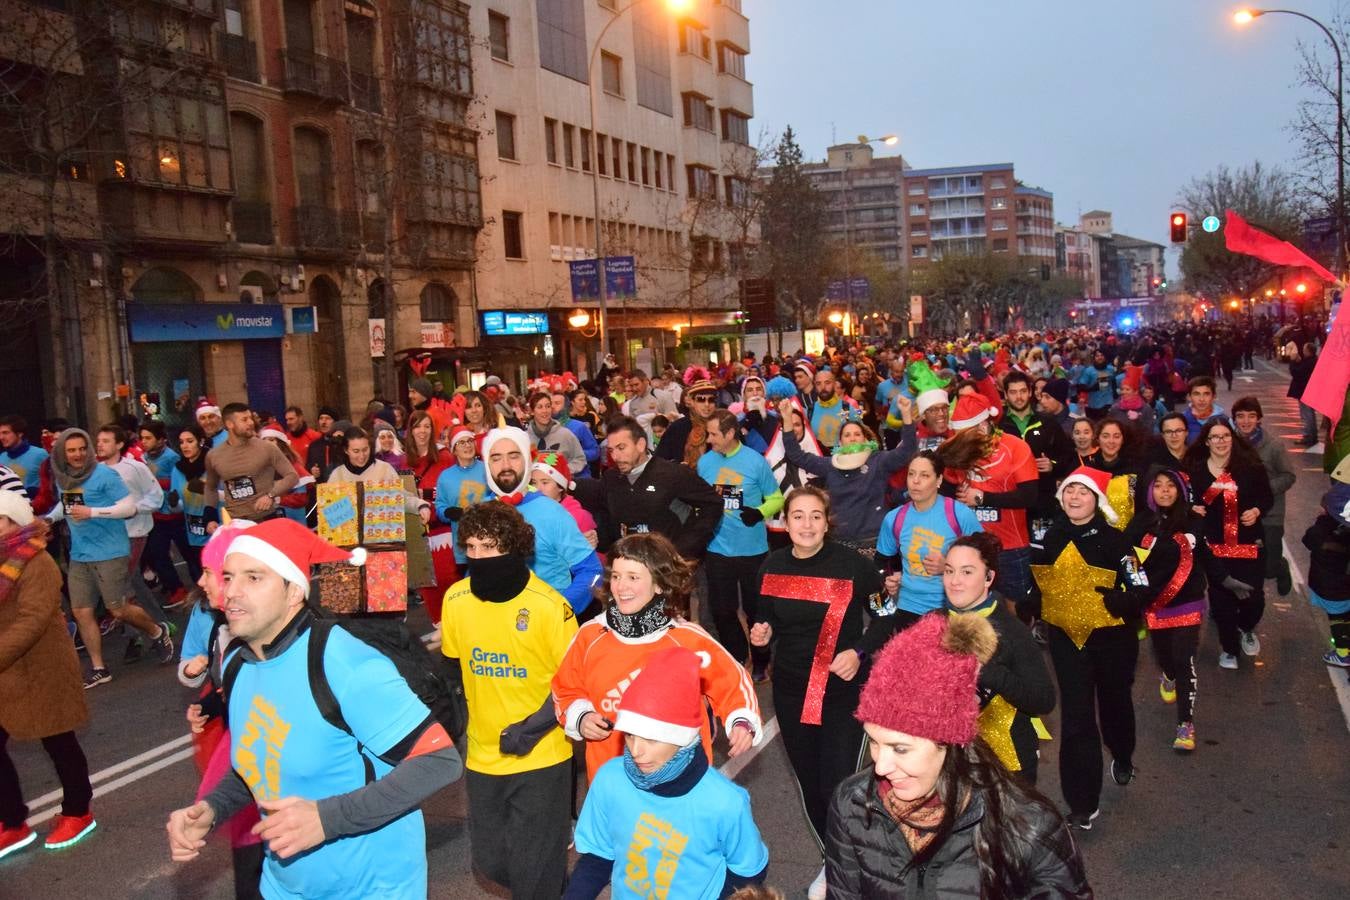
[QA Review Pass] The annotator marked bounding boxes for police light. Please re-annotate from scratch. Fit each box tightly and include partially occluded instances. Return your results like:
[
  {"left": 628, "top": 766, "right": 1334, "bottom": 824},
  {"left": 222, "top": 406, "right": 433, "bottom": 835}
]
[{"left": 1170, "top": 213, "right": 1187, "bottom": 243}]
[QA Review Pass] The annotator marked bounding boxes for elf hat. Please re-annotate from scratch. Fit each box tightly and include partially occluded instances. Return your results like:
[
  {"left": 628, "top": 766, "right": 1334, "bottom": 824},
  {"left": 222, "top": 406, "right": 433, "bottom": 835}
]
[
  {"left": 532, "top": 449, "right": 574, "bottom": 492},
  {"left": 0, "top": 489, "right": 34, "bottom": 527},
  {"left": 482, "top": 427, "right": 533, "bottom": 498},
  {"left": 949, "top": 394, "right": 1000, "bottom": 431},
  {"left": 225, "top": 518, "right": 366, "bottom": 598},
  {"left": 447, "top": 425, "right": 476, "bottom": 450},
  {"left": 854, "top": 613, "right": 997, "bottom": 745},
  {"left": 614, "top": 646, "right": 704, "bottom": 748},
  {"left": 1056, "top": 465, "right": 1118, "bottom": 524},
  {"left": 195, "top": 397, "right": 221, "bottom": 419}
]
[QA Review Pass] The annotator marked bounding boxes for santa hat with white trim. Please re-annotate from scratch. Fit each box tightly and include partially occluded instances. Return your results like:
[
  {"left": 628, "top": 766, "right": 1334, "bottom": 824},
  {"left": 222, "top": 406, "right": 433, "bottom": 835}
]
[
  {"left": 195, "top": 397, "right": 221, "bottom": 420},
  {"left": 225, "top": 518, "right": 366, "bottom": 598},
  {"left": 1055, "top": 465, "right": 1118, "bottom": 524},
  {"left": 949, "top": 394, "right": 1000, "bottom": 431},
  {"left": 916, "top": 388, "right": 951, "bottom": 417},
  {"left": 532, "top": 449, "right": 574, "bottom": 492},
  {"left": 613, "top": 646, "right": 703, "bottom": 748}
]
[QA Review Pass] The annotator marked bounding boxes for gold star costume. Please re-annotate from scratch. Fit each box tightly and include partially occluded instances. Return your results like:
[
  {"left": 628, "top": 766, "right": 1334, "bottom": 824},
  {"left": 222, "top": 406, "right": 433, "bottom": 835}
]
[
  {"left": 1105, "top": 474, "right": 1135, "bottom": 531},
  {"left": 1032, "top": 541, "right": 1122, "bottom": 649}
]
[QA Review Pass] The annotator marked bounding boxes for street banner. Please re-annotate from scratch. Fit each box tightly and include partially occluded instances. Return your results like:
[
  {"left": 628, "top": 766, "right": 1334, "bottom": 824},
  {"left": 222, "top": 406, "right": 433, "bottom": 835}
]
[
  {"left": 569, "top": 259, "right": 599, "bottom": 304},
  {"left": 849, "top": 277, "right": 871, "bottom": 300},
  {"left": 604, "top": 256, "right": 637, "bottom": 301},
  {"left": 827, "top": 280, "right": 847, "bottom": 301},
  {"left": 127, "top": 303, "right": 285, "bottom": 343}
]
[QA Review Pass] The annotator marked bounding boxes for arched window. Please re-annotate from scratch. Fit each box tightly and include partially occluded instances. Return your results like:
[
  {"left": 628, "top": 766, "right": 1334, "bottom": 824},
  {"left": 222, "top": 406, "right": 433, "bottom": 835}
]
[
  {"left": 230, "top": 113, "right": 271, "bottom": 243},
  {"left": 420, "top": 282, "right": 456, "bottom": 321},
  {"left": 130, "top": 267, "right": 201, "bottom": 304}
]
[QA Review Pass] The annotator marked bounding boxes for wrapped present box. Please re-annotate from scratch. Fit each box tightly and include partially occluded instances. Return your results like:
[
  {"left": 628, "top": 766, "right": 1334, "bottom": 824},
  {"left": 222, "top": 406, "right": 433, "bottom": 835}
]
[
  {"left": 316, "top": 480, "right": 407, "bottom": 548},
  {"left": 311, "top": 552, "right": 408, "bottom": 614}
]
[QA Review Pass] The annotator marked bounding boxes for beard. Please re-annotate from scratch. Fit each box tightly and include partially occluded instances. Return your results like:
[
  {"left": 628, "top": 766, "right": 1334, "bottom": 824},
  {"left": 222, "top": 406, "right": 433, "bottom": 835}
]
[{"left": 494, "top": 466, "right": 522, "bottom": 493}]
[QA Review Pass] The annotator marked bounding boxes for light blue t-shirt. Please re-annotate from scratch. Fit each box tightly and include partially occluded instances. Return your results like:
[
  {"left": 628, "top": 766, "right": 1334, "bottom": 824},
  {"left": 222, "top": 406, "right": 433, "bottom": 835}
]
[
  {"left": 169, "top": 464, "right": 216, "bottom": 547},
  {"left": 809, "top": 396, "right": 849, "bottom": 448},
  {"left": 181, "top": 602, "right": 217, "bottom": 660},
  {"left": 574, "top": 756, "right": 769, "bottom": 900},
  {"left": 57, "top": 465, "right": 131, "bottom": 563},
  {"left": 874, "top": 377, "right": 907, "bottom": 414},
  {"left": 3, "top": 443, "right": 48, "bottom": 497},
  {"left": 697, "top": 444, "right": 777, "bottom": 558},
  {"left": 434, "top": 460, "right": 488, "bottom": 563},
  {"left": 876, "top": 498, "right": 983, "bottom": 614},
  {"left": 145, "top": 447, "right": 181, "bottom": 514},
  {"left": 517, "top": 492, "right": 596, "bottom": 598},
  {"left": 227, "top": 626, "right": 432, "bottom": 900},
  {"left": 1077, "top": 364, "right": 1116, "bottom": 410}
]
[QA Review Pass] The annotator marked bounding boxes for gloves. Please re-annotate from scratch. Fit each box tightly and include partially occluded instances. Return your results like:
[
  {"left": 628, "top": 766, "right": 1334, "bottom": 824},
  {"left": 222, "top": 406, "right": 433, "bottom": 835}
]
[
  {"left": 740, "top": 507, "right": 764, "bottom": 526},
  {"left": 186, "top": 478, "right": 204, "bottom": 495},
  {"left": 1221, "top": 575, "right": 1255, "bottom": 600},
  {"left": 443, "top": 506, "right": 463, "bottom": 523},
  {"left": 1096, "top": 586, "right": 1138, "bottom": 620},
  {"left": 166, "top": 490, "right": 180, "bottom": 507}
]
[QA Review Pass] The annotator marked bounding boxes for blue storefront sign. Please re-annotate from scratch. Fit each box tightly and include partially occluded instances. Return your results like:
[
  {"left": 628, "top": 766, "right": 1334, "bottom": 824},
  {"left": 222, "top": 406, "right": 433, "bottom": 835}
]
[
  {"left": 285, "top": 305, "right": 318, "bottom": 335},
  {"left": 569, "top": 259, "right": 600, "bottom": 303},
  {"left": 605, "top": 256, "right": 637, "bottom": 301},
  {"left": 127, "top": 303, "right": 287, "bottom": 343},
  {"left": 482, "top": 310, "right": 550, "bottom": 336}
]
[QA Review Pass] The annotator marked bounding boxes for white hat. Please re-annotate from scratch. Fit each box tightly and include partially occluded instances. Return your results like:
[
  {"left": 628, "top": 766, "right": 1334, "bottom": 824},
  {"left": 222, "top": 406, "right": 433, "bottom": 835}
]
[
  {"left": 482, "top": 427, "right": 533, "bottom": 499},
  {"left": 259, "top": 427, "right": 290, "bottom": 445},
  {"left": 916, "top": 388, "right": 950, "bottom": 417},
  {"left": 0, "top": 489, "right": 34, "bottom": 527}
]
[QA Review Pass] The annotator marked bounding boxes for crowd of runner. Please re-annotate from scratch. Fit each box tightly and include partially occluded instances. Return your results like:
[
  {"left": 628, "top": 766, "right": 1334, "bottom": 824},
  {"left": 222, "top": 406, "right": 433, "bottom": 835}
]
[{"left": 1, "top": 312, "right": 1346, "bottom": 899}]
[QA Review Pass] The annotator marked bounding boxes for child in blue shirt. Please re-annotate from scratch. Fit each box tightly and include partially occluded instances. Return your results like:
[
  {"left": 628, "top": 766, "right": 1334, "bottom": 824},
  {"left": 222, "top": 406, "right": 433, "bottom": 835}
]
[{"left": 566, "top": 646, "right": 769, "bottom": 900}]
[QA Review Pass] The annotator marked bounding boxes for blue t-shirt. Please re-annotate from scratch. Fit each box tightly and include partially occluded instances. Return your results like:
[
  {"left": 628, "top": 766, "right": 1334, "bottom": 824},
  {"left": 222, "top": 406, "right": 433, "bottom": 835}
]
[
  {"left": 517, "top": 492, "right": 598, "bottom": 604},
  {"left": 574, "top": 756, "right": 769, "bottom": 900},
  {"left": 170, "top": 464, "right": 217, "bottom": 547},
  {"left": 181, "top": 602, "right": 216, "bottom": 660},
  {"left": 210, "top": 430, "right": 228, "bottom": 450},
  {"left": 809, "top": 396, "right": 849, "bottom": 448},
  {"left": 697, "top": 444, "right": 777, "bottom": 557},
  {"left": 1077, "top": 364, "right": 1116, "bottom": 410},
  {"left": 227, "top": 626, "right": 432, "bottom": 900},
  {"left": 876, "top": 498, "right": 983, "bottom": 614},
  {"left": 434, "top": 461, "right": 488, "bottom": 563},
  {"left": 145, "top": 447, "right": 181, "bottom": 514},
  {"left": 57, "top": 465, "right": 131, "bottom": 563},
  {"left": 3, "top": 443, "right": 48, "bottom": 498},
  {"left": 874, "top": 377, "right": 907, "bottom": 415}
]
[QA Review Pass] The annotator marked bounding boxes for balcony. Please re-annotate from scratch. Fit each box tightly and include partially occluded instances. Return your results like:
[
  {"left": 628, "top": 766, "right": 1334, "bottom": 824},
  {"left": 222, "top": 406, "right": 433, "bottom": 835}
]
[
  {"left": 218, "top": 33, "right": 259, "bottom": 82},
  {"left": 346, "top": 211, "right": 387, "bottom": 250},
  {"left": 279, "top": 49, "right": 348, "bottom": 103},
  {"left": 350, "top": 69, "right": 381, "bottom": 113},
  {"left": 231, "top": 200, "right": 272, "bottom": 244},
  {"left": 295, "top": 205, "right": 344, "bottom": 250}
]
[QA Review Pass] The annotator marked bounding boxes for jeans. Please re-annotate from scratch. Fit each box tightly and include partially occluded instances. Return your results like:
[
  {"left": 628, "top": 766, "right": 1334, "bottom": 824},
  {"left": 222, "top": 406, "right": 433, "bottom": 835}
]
[{"left": 996, "top": 546, "right": 1034, "bottom": 619}]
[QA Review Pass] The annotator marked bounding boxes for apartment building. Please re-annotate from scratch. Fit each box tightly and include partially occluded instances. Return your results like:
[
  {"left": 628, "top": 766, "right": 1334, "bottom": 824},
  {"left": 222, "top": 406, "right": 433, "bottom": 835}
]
[
  {"left": 902, "top": 163, "right": 1055, "bottom": 265},
  {"left": 1, "top": 0, "right": 482, "bottom": 425},
  {"left": 470, "top": 0, "right": 755, "bottom": 377},
  {"left": 1058, "top": 210, "right": 1164, "bottom": 299},
  {"left": 799, "top": 142, "right": 907, "bottom": 268}
]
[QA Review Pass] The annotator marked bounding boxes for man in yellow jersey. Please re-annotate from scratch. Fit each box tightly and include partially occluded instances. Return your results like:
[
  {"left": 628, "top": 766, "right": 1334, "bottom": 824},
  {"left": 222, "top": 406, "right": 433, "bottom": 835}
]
[{"left": 441, "top": 502, "right": 577, "bottom": 899}]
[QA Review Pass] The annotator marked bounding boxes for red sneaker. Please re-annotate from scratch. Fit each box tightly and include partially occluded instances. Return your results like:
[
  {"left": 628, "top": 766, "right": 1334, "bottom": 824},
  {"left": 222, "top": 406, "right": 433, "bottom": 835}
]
[
  {"left": 0, "top": 823, "right": 36, "bottom": 859},
  {"left": 164, "top": 587, "right": 189, "bottom": 610},
  {"left": 44, "top": 813, "right": 96, "bottom": 849}
]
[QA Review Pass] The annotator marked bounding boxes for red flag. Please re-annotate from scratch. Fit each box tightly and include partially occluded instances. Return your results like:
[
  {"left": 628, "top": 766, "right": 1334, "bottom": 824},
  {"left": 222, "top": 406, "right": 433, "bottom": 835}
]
[
  {"left": 1224, "top": 210, "right": 1338, "bottom": 283},
  {"left": 1302, "top": 297, "right": 1350, "bottom": 427}
]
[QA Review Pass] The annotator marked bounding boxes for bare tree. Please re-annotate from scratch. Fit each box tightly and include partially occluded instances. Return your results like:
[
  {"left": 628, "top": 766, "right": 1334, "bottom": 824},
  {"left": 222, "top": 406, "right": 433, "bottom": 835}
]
[{"left": 1288, "top": 2, "right": 1349, "bottom": 258}]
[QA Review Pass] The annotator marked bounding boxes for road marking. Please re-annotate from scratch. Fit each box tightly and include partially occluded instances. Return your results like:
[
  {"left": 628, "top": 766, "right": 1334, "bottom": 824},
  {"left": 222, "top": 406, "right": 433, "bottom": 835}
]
[
  {"left": 26, "top": 744, "right": 196, "bottom": 828},
  {"left": 23, "top": 733, "right": 193, "bottom": 812},
  {"left": 1302, "top": 442, "right": 1325, "bottom": 455},
  {"left": 718, "top": 715, "right": 780, "bottom": 780},
  {"left": 1286, "top": 544, "right": 1350, "bottom": 735}
]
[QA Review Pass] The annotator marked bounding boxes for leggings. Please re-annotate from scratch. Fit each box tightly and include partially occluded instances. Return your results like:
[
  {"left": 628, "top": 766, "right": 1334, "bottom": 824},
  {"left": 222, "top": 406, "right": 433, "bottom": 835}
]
[
  {"left": 774, "top": 685, "right": 866, "bottom": 851},
  {"left": 1209, "top": 556, "right": 1265, "bottom": 657},
  {"left": 0, "top": 725, "right": 92, "bottom": 828},
  {"left": 1150, "top": 626, "right": 1199, "bottom": 724}
]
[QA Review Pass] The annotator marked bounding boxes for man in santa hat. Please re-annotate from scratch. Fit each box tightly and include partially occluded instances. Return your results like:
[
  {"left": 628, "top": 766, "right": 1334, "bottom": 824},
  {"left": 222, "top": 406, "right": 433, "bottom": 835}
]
[
  {"left": 166, "top": 519, "right": 462, "bottom": 899},
  {"left": 195, "top": 398, "right": 227, "bottom": 450}
]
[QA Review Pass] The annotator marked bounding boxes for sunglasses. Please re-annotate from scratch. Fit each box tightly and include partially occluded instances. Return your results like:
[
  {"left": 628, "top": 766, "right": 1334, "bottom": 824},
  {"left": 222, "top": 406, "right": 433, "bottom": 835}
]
[{"left": 691, "top": 395, "right": 716, "bottom": 403}]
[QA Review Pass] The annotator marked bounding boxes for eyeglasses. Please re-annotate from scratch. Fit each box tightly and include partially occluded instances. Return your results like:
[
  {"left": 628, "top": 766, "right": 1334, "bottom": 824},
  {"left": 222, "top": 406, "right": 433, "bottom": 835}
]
[
  {"left": 1162, "top": 428, "right": 1186, "bottom": 436},
  {"left": 1207, "top": 434, "right": 1232, "bottom": 442}
]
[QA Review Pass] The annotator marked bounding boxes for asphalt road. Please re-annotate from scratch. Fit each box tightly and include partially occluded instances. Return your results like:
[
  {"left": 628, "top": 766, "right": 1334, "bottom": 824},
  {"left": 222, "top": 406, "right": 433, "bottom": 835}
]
[{"left": 4, "top": 357, "right": 1346, "bottom": 899}]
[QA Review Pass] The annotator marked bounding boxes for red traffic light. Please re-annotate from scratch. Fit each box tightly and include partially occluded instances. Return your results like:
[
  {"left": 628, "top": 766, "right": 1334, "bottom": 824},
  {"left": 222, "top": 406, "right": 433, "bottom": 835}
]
[{"left": 1170, "top": 213, "right": 1188, "bottom": 243}]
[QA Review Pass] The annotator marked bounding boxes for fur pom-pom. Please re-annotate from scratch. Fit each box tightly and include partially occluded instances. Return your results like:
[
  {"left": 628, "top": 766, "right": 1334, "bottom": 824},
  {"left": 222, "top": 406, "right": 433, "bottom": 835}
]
[
  {"left": 682, "top": 365, "right": 710, "bottom": 386},
  {"left": 348, "top": 546, "right": 368, "bottom": 567},
  {"left": 942, "top": 613, "right": 997, "bottom": 664}
]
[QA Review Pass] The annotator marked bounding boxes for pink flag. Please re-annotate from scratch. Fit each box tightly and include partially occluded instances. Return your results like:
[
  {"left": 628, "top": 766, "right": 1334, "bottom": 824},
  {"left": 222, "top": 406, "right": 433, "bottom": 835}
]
[
  {"left": 1224, "top": 210, "right": 1337, "bottom": 283},
  {"left": 1302, "top": 297, "right": 1350, "bottom": 427}
]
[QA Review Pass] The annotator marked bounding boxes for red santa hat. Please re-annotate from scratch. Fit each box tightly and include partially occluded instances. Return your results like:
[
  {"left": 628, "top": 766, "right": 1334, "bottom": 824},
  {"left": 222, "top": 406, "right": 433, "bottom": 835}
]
[
  {"left": 224, "top": 518, "right": 366, "bottom": 598},
  {"left": 793, "top": 359, "right": 817, "bottom": 381},
  {"left": 949, "top": 394, "right": 1000, "bottom": 431},
  {"left": 258, "top": 427, "right": 290, "bottom": 445},
  {"left": 532, "top": 449, "right": 574, "bottom": 492},
  {"left": 447, "top": 425, "right": 477, "bottom": 450},
  {"left": 614, "top": 646, "right": 704, "bottom": 747},
  {"left": 1055, "top": 465, "right": 1118, "bottom": 524},
  {"left": 195, "top": 397, "right": 221, "bottom": 419}
]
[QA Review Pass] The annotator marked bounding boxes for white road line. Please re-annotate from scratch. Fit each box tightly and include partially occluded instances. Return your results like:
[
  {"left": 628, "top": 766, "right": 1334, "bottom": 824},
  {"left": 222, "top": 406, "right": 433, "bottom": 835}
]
[
  {"left": 718, "top": 715, "right": 780, "bottom": 780},
  {"left": 26, "top": 747, "right": 196, "bottom": 828},
  {"left": 23, "top": 733, "right": 193, "bottom": 811},
  {"left": 1286, "top": 544, "right": 1350, "bottom": 735}
]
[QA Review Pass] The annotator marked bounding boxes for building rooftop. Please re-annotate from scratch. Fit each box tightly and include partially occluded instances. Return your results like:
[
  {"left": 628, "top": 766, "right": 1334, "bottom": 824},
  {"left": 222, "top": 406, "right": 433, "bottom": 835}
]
[
  {"left": 1111, "top": 232, "right": 1164, "bottom": 250},
  {"left": 1082, "top": 209, "right": 1112, "bottom": 218},
  {"left": 903, "top": 162, "right": 1014, "bottom": 178},
  {"left": 1014, "top": 184, "right": 1053, "bottom": 199}
]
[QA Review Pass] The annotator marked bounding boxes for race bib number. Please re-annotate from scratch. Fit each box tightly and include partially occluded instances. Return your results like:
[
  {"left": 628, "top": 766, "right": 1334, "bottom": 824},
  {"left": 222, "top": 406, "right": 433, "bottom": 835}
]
[
  {"left": 186, "top": 515, "right": 207, "bottom": 538},
  {"left": 620, "top": 523, "right": 651, "bottom": 536},
  {"left": 62, "top": 491, "right": 84, "bottom": 515},
  {"left": 1031, "top": 517, "right": 1053, "bottom": 543},
  {"left": 719, "top": 486, "right": 744, "bottom": 512},
  {"left": 974, "top": 507, "right": 999, "bottom": 523},
  {"left": 225, "top": 477, "right": 256, "bottom": 501}
]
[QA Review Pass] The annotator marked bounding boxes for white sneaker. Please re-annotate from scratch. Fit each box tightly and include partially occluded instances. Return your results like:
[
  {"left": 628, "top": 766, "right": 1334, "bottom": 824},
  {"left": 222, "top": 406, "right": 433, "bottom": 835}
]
[
  {"left": 1218, "top": 652, "right": 1239, "bottom": 670},
  {"left": 807, "top": 863, "right": 828, "bottom": 900},
  {"left": 1240, "top": 630, "right": 1261, "bottom": 656}
]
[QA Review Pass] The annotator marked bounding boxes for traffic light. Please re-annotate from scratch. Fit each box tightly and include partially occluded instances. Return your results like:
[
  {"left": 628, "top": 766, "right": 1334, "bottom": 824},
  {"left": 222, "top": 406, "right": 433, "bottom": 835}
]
[{"left": 1170, "top": 213, "right": 1188, "bottom": 243}]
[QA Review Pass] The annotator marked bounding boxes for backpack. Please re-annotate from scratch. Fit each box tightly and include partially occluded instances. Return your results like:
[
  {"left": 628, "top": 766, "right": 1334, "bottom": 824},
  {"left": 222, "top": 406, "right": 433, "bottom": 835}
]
[
  {"left": 891, "top": 496, "right": 963, "bottom": 547},
  {"left": 223, "top": 613, "right": 467, "bottom": 769}
]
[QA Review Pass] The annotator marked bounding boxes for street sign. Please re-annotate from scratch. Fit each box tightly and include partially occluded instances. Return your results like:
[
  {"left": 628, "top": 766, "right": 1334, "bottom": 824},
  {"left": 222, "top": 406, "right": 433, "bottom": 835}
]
[
  {"left": 1202, "top": 215, "right": 1221, "bottom": 233},
  {"left": 848, "top": 277, "right": 871, "bottom": 300}
]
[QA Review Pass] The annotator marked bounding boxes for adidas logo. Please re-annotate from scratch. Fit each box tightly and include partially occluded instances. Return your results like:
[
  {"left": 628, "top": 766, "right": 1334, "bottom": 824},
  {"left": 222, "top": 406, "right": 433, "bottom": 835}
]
[{"left": 600, "top": 667, "right": 644, "bottom": 714}]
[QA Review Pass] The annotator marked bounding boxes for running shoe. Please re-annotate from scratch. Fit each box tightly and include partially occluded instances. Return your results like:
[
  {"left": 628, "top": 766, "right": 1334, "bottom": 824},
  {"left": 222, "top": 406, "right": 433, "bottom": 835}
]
[
  {"left": 1240, "top": 630, "right": 1261, "bottom": 657},
  {"left": 1173, "top": 722, "right": 1196, "bottom": 752},
  {"left": 0, "top": 824, "right": 35, "bottom": 860},
  {"left": 1218, "top": 652, "right": 1239, "bottom": 670},
  {"left": 44, "top": 813, "right": 96, "bottom": 849},
  {"left": 1159, "top": 676, "right": 1177, "bottom": 705},
  {"left": 1110, "top": 759, "right": 1135, "bottom": 786},
  {"left": 82, "top": 668, "right": 112, "bottom": 689},
  {"left": 153, "top": 621, "right": 175, "bottom": 664},
  {"left": 1322, "top": 649, "right": 1350, "bottom": 669},
  {"left": 1066, "top": 809, "right": 1099, "bottom": 831},
  {"left": 807, "top": 864, "right": 828, "bottom": 900},
  {"left": 162, "top": 588, "right": 189, "bottom": 611}
]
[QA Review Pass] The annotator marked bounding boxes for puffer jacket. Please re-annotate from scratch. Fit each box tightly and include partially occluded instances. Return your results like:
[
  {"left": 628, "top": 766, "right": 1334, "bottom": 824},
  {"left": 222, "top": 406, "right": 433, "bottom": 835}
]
[{"left": 825, "top": 770, "right": 1092, "bottom": 899}]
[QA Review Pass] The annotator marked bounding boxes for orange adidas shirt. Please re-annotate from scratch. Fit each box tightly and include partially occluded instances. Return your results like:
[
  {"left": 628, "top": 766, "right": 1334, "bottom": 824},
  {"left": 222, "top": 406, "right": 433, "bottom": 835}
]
[{"left": 552, "top": 619, "right": 763, "bottom": 780}]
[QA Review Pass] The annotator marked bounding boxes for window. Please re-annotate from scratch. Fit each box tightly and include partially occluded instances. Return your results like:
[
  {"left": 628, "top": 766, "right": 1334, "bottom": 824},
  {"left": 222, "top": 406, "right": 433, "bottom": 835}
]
[
  {"left": 411, "top": 129, "right": 482, "bottom": 228},
  {"left": 720, "top": 109, "right": 750, "bottom": 144},
  {"left": 678, "top": 23, "right": 711, "bottom": 59},
  {"left": 912, "top": 244, "right": 927, "bottom": 258},
  {"left": 909, "top": 203, "right": 925, "bottom": 216},
  {"left": 641, "top": 147, "right": 650, "bottom": 185},
  {"left": 611, "top": 137, "right": 622, "bottom": 179},
  {"left": 420, "top": 283, "right": 456, "bottom": 321},
  {"left": 488, "top": 11, "right": 510, "bottom": 61},
  {"left": 717, "top": 43, "right": 746, "bottom": 78},
  {"left": 653, "top": 151, "right": 663, "bottom": 188},
  {"left": 725, "top": 176, "right": 751, "bottom": 208},
  {"left": 991, "top": 177, "right": 1006, "bottom": 190},
  {"left": 562, "top": 124, "right": 576, "bottom": 168},
  {"left": 544, "top": 118, "right": 558, "bottom": 164},
  {"left": 634, "top": 3, "right": 673, "bottom": 116},
  {"left": 992, "top": 218, "right": 1007, "bottom": 231},
  {"left": 346, "top": 13, "right": 379, "bottom": 112},
  {"left": 667, "top": 156, "right": 675, "bottom": 191},
  {"left": 537, "top": 0, "right": 587, "bottom": 82},
  {"left": 580, "top": 128, "right": 592, "bottom": 172},
  {"left": 992, "top": 238, "right": 1008, "bottom": 252},
  {"left": 990, "top": 197, "right": 1007, "bottom": 210},
  {"left": 122, "top": 73, "right": 231, "bottom": 190},
  {"left": 601, "top": 51, "right": 622, "bottom": 95},
  {"left": 502, "top": 210, "right": 523, "bottom": 258},
  {"left": 908, "top": 183, "right": 924, "bottom": 196},
  {"left": 596, "top": 132, "right": 607, "bottom": 175},
  {"left": 682, "top": 92, "right": 714, "bottom": 131},
  {"left": 412, "top": 1, "right": 474, "bottom": 102},
  {"left": 495, "top": 111, "right": 516, "bottom": 160},
  {"left": 626, "top": 142, "right": 637, "bottom": 182},
  {"left": 686, "top": 165, "right": 715, "bottom": 200}
]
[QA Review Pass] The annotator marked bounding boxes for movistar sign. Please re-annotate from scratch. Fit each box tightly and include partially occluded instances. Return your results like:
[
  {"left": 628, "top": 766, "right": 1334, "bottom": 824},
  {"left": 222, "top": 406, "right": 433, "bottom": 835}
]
[{"left": 128, "top": 303, "right": 288, "bottom": 343}]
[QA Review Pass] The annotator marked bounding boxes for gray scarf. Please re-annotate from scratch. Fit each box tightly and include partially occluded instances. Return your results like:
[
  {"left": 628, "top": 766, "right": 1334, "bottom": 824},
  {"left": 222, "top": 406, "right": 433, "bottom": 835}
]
[{"left": 50, "top": 428, "right": 97, "bottom": 492}]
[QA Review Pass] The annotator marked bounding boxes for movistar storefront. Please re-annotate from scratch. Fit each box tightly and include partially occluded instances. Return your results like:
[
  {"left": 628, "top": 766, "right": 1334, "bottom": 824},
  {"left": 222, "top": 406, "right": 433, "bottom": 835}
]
[{"left": 127, "top": 303, "right": 313, "bottom": 426}]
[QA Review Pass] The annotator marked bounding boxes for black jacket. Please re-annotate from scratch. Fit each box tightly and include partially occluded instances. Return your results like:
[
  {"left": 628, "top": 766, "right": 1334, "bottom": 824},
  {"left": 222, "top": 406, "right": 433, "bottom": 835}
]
[
  {"left": 1002, "top": 410, "right": 1076, "bottom": 517},
  {"left": 1303, "top": 513, "right": 1350, "bottom": 602},
  {"left": 981, "top": 601, "right": 1056, "bottom": 774},
  {"left": 825, "top": 771, "right": 1092, "bottom": 899},
  {"left": 600, "top": 454, "right": 721, "bottom": 560}
]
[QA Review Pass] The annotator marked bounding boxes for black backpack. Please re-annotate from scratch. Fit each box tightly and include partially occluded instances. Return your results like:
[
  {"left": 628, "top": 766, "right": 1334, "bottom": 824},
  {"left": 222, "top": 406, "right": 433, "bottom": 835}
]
[{"left": 223, "top": 612, "right": 467, "bottom": 769}]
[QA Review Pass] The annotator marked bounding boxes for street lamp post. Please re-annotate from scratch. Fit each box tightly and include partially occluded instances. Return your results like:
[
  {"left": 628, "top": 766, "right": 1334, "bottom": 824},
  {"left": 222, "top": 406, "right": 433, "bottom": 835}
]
[
  {"left": 586, "top": 0, "right": 690, "bottom": 371},
  {"left": 1236, "top": 8, "right": 1344, "bottom": 280},
  {"left": 839, "top": 133, "right": 898, "bottom": 341}
]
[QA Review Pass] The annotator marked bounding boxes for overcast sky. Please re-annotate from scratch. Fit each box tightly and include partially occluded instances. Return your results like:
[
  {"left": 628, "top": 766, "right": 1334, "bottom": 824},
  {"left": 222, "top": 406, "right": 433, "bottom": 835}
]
[{"left": 744, "top": 0, "right": 1341, "bottom": 273}]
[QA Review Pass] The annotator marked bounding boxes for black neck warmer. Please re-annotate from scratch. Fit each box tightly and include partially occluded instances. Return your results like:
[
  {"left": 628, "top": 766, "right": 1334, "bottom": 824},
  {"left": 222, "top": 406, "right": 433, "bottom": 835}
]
[
  {"left": 469, "top": 553, "right": 531, "bottom": 603},
  {"left": 605, "top": 595, "right": 672, "bottom": 639}
]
